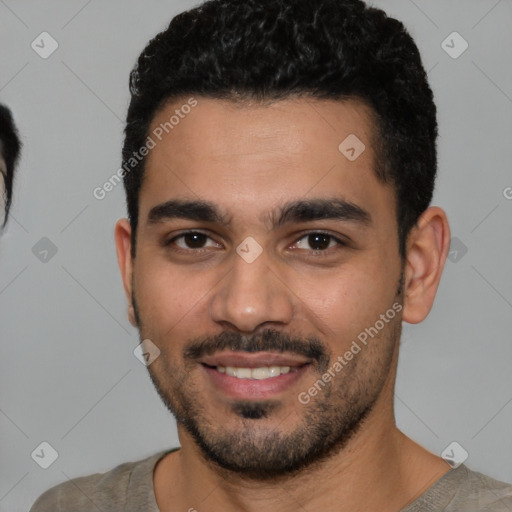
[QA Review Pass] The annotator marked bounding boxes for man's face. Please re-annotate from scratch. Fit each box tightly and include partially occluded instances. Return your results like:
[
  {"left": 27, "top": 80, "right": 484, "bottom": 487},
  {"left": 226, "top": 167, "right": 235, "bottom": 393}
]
[{"left": 125, "top": 97, "right": 404, "bottom": 479}]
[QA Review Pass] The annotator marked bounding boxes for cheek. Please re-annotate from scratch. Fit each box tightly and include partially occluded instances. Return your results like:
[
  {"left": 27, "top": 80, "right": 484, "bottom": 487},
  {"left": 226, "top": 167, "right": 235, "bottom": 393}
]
[
  {"left": 133, "top": 256, "right": 215, "bottom": 335},
  {"left": 291, "top": 262, "right": 398, "bottom": 341}
]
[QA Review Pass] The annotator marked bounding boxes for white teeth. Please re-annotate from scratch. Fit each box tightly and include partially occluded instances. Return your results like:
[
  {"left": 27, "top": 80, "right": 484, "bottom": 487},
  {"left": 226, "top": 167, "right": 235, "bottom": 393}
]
[
  {"left": 217, "top": 365, "right": 293, "bottom": 379},
  {"left": 251, "top": 367, "right": 271, "bottom": 380},
  {"left": 225, "top": 366, "right": 237, "bottom": 377},
  {"left": 236, "top": 368, "right": 252, "bottom": 379}
]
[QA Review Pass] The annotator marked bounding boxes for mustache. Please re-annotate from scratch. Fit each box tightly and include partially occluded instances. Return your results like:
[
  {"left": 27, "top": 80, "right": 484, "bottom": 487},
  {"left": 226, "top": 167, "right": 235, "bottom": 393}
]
[{"left": 183, "top": 328, "right": 330, "bottom": 367}]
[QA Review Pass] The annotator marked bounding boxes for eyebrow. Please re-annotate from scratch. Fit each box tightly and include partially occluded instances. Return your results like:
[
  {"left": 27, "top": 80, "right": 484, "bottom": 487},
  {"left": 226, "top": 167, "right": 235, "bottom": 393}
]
[{"left": 146, "top": 198, "right": 371, "bottom": 229}]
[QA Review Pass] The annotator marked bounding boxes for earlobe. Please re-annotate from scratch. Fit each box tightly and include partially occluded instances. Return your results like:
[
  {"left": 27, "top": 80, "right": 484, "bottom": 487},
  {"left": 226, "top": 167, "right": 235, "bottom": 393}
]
[
  {"left": 402, "top": 207, "right": 451, "bottom": 324},
  {"left": 114, "top": 218, "right": 137, "bottom": 326},
  {"left": 127, "top": 304, "right": 137, "bottom": 327}
]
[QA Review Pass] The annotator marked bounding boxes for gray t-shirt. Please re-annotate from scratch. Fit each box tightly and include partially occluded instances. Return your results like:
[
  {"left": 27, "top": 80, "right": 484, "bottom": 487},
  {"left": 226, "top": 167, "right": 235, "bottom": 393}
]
[{"left": 30, "top": 447, "right": 512, "bottom": 511}]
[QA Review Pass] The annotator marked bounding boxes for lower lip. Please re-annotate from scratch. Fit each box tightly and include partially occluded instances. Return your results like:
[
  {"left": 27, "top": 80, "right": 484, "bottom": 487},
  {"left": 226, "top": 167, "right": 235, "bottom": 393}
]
[{"left": 202, "top": 364, "right": 311, "bottom": 400}]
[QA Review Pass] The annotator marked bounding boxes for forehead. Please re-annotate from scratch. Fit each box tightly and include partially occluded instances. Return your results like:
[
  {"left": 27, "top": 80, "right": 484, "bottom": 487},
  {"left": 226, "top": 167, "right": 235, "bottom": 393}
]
[
  {"left": 149, "top": 95, "right": 376, "bottom": 159},
  {"left": 139, "top": 96, "right": 394, "bottom": 229}
]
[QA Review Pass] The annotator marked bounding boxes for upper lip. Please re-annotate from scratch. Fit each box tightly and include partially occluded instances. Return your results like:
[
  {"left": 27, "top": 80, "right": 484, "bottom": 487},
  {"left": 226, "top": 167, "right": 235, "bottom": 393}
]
[{"left": 199, "top": 351, "right": 311, "bottom": 368}]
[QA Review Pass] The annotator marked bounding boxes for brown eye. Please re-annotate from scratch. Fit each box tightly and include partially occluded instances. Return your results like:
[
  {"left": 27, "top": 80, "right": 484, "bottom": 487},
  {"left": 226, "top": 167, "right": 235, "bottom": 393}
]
[
  {"left": 294, "top": 232, "right": 344, "bottom": 252},
  {"left": 307, "top": 233, "right": 331, "bottom": 250},
  {"left": 181, "top": 232, "right": 208, "bottom": 248},
  {"left": 167, "top": 231, "right": 218, "bottom": 250}
]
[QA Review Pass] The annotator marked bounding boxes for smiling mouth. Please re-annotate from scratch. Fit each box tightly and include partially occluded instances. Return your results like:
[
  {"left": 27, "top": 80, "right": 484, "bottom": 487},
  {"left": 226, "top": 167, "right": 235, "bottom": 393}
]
[
  {"left": 201, "top": 363, "right": 307, "bottom": 380},
  {"left": 201, "top": 361, "right": 312, "bottom": 399}
]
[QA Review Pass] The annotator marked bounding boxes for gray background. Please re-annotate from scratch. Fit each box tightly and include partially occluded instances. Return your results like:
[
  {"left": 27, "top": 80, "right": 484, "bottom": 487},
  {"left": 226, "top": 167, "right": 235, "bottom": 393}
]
[{"left": 1, "top": 0, "right": 511, "bottom": 510}]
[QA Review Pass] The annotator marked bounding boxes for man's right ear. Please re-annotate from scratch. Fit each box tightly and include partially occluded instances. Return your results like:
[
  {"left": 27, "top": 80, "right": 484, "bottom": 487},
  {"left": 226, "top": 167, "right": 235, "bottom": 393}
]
[{"left": 115, "top": 218, "right": 137, "bottom": 327}]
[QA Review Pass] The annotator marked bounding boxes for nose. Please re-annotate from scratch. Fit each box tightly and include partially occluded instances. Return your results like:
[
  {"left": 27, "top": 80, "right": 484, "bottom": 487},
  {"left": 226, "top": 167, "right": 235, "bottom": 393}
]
[{"left": 210, "top": 245, "right": 294, "bottom": 333}]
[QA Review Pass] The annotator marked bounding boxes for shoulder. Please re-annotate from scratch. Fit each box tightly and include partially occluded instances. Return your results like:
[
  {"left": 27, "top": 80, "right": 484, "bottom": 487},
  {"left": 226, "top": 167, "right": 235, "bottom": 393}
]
[
  {"left": 29, "top": 449, "right": 173, "bottom": 512},
  {"left": 455, "top": 465, "right": 512, "bottom": 511}
]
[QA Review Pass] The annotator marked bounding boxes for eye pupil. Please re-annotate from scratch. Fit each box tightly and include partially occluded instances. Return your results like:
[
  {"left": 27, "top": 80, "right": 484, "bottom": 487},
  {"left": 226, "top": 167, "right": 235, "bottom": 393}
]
[
  {"left": 308, "top": 233, "right": 330, "bottom": 250},
  {"left": 185, "top": 232, "right": 207, "bottom": 248}
]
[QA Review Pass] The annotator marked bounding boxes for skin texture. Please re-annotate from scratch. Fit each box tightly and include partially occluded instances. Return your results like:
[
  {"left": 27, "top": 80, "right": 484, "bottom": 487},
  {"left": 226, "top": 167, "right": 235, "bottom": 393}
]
[{"left": 115, "top": 97, "right": 451, "bottom": 511}]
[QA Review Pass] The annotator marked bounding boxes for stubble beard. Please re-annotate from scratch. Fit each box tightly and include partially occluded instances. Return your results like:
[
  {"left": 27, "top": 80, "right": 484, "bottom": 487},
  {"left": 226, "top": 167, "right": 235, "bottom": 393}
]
[
  {"left": 139, "top": 310, "right": 401, "bottom": 481},
  {"left": 133, "top": 270, "right": 404, "bottom": 481}
]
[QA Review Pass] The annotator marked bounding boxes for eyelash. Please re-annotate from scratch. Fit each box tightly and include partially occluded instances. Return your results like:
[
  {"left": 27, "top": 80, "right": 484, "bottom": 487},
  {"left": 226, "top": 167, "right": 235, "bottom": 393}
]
[{"left": 164, "top": 230, "right": 348, "bottom": 256}]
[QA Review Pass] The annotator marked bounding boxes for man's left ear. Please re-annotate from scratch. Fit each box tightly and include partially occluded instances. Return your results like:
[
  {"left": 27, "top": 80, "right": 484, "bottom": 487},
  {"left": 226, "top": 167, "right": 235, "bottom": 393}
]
[{"left": 402, "top": 206, "right": 451, "bottom": 324}]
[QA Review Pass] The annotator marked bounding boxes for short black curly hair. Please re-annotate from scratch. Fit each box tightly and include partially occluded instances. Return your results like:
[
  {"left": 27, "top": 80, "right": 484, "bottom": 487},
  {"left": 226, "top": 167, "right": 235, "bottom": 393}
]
[
  {"left": 123, "top": 0, "right": 437, "bottom": 259},
  {"left": 0, "top": 104, "right": 21, "bottom": 228}
]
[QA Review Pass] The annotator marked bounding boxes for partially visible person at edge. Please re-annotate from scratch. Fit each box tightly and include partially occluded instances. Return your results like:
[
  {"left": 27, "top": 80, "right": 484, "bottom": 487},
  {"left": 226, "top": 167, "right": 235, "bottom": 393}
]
[
  {"left": 30, "top": 1, "right": 512, "bottom": 511},
  {"left": 0, "top": 104, "right": 21, "bottom": 228}
]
